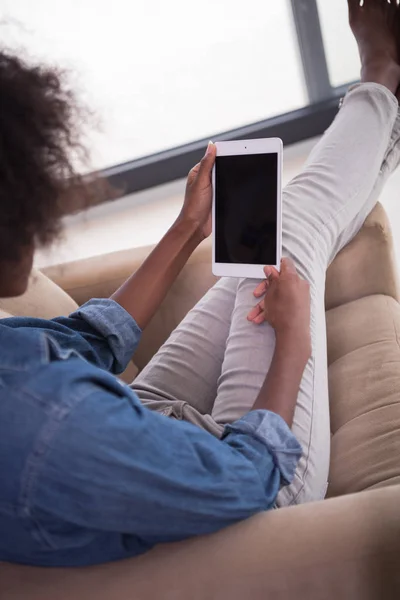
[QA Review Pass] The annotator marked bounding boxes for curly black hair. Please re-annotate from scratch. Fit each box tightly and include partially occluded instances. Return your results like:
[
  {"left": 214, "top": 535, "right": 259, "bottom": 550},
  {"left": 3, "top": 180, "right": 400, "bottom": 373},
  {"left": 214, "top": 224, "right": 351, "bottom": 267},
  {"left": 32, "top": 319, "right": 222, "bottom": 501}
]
[{"left": 0, "top": 50, "right": 92, "bottom": 261}]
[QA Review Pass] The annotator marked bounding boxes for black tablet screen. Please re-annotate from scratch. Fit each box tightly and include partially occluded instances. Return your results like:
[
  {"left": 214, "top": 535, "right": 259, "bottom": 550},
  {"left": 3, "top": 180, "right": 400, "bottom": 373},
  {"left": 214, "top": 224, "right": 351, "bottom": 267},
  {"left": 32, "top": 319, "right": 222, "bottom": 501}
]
[{"left": 215, "top": 153, "right": 278, "bottom": 265}]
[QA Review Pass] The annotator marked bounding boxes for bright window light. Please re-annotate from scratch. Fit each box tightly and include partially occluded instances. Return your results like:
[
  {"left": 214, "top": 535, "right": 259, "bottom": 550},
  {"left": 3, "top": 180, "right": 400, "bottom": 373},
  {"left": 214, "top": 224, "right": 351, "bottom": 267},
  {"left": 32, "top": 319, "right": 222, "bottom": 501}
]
[{"left": 1, "top": 0, "right": 306, "bottom": 170}]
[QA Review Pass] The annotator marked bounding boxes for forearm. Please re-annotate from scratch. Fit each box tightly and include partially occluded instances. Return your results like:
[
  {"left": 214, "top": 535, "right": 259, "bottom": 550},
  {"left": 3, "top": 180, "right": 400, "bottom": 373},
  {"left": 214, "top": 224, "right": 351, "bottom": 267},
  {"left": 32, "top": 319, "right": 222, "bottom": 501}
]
[
  {"left": 252, "top": 331, "right": 310, "bottom": 427},
  {"left": 112, "top": 218, "right": 203, "bottom": 330}
]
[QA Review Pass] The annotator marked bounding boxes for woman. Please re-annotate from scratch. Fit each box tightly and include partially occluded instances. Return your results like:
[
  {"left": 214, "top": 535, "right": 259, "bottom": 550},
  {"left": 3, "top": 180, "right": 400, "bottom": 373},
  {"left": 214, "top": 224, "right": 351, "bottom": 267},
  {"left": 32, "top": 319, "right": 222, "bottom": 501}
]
[{"left": 1, "top": 0, "right": 400, "bottom": 567}]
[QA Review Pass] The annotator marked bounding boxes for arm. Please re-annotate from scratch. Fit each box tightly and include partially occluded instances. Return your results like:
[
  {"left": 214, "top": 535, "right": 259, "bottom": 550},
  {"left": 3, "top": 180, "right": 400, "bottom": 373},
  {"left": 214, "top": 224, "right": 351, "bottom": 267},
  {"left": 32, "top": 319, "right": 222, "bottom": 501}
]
[
  {"left": 111, "top": 219, "right": 202, "bottom": 331},
  {"left": 112, "top": 142, "right": 216, "bottom": 330},
  {"left": 32, "top": 379, "right": 301, "bottom": 543},
  {"left": 252, "top": 331, "right": 311, "bottom": 426},
  {"left": 248, "top": 258, "right": 312, "bottom": 427}
]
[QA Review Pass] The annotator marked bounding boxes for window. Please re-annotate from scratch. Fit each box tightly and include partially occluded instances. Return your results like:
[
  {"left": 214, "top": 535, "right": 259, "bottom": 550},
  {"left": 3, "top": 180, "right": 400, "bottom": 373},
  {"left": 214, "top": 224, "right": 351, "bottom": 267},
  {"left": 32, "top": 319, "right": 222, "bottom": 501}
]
[
  {"left": 317, "top": 0, "right": 360, "bottom": 88},
  {"left": 1, "top": 0, "right": 305, "bottom": 169},
  {"left": 1, "top": 0, "right": 358, "bottom": 194}
]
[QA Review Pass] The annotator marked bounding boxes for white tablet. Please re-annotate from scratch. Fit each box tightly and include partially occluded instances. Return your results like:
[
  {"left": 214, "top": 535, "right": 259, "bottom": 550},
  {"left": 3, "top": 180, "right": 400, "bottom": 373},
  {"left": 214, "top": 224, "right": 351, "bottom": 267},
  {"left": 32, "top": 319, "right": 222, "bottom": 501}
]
[{"left": 212, "top": 138, "right": 283, "bottom": 279}]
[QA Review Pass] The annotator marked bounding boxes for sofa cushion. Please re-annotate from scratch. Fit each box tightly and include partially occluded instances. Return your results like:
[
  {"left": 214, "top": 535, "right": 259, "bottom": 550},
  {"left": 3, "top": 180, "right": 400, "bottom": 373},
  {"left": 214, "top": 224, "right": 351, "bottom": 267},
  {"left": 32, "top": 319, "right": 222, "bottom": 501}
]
[
  {"left": 0, "top": 269, "right": 78, "bottom": 319},
  {"left": 327, "top": 295, "right": 400, "bottom": 497}
]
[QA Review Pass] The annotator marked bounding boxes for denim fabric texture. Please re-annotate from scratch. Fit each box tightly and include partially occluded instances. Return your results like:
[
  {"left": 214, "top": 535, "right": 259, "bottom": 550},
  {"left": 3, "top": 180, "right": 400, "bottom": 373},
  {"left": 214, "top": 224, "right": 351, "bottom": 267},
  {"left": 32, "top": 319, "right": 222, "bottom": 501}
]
[{"left": 0, "top": 299, "right": 301, "bottom": 566}]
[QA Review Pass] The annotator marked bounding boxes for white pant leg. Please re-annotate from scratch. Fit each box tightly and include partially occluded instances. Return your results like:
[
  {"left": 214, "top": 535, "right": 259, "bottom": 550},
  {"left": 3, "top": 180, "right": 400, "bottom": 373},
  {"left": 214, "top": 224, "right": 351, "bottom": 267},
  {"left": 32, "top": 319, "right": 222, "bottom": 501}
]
[
  {"left": 212, "top": 83, "right": 400, "bottom": 506},
  {"left": 132, "top": 278, "right": 238, "bottom": 435}
]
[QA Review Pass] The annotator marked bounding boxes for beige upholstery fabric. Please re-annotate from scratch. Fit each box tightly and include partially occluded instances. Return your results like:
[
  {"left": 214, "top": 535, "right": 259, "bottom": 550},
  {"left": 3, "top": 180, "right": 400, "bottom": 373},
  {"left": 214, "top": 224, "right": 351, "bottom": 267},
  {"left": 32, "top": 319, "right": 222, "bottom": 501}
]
[
  {"left": 2, "top": 485, "right": 400, "bottom": 600},
  {"left": 44, "top": 239, "right": 216, "bottom": 307},
  {"left": 325, "top": 203, "right": 399, "bottom": 311},
  {"left": 327, "top": 295, "right": 400, "bottom": 497},
  {"left": 120, "top": 360, "right": 139, "bottom": 384},
  {"left": 0, "top": 269, "right": 78, "bottom": 319}
]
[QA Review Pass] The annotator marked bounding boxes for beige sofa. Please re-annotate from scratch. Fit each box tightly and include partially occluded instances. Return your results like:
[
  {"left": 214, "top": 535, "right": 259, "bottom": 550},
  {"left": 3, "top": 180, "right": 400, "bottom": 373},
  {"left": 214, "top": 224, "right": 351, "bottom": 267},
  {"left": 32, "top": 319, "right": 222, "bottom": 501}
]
[{"left": 1, "top": 203, "right": 400, "bottom": 599}]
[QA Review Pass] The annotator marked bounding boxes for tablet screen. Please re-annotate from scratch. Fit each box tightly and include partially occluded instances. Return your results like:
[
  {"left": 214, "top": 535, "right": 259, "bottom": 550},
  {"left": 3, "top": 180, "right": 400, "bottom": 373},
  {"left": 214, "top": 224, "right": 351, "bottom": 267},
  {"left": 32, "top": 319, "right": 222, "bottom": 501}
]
[{"left": 215, "top": 153, "right": 278, "bottom": 266}]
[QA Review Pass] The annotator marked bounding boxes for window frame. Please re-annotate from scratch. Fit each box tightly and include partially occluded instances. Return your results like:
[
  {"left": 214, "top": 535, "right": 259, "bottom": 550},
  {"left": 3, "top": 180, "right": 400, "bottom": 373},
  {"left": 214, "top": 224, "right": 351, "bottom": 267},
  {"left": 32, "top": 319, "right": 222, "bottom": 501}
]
[{"left": 101, "top": 0, "right": 356, "bottom": 197}]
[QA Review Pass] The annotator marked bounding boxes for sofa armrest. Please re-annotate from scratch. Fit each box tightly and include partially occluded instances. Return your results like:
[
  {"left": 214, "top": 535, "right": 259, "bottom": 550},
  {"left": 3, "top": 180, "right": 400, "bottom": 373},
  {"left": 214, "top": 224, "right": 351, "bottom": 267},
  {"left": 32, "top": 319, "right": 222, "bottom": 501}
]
[
  {"left": 325, "top": 203, "right": 399, "bottom": 311},
  {"left": 3, "top": 485, "right": 400, "bottom": 600}
]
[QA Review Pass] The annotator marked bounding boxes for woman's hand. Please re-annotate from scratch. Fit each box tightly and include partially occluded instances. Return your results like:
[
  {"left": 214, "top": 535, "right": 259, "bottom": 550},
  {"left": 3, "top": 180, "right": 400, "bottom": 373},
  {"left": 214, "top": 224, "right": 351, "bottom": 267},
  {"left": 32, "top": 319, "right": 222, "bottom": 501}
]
[
  {"left": 247, "top": 258, "right": 311, "bottom": 354},
  {"left": 178, "top": 141, "right": 216, "bottom": 240}
]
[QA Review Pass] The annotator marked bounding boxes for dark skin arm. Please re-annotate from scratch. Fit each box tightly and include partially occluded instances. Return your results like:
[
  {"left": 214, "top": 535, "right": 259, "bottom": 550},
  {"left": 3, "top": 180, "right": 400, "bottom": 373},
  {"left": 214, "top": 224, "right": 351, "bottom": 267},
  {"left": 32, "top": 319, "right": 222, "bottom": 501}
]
[
  {"left": 248, "top": 258, "right": 311, "bottom": 427},
  {"left": 251, "top": 333, "right": 310, "bottom": 427},
  {"left": 112, "top": 142, "right": 216, "bottom": 330}
]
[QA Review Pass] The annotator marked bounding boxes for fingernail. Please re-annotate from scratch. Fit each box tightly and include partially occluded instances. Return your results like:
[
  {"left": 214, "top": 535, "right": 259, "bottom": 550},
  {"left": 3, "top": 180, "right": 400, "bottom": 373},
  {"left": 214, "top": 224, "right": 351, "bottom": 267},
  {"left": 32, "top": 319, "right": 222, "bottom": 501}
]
[{"left": 205, "top": 141, "right": 214, "bottom": 156}]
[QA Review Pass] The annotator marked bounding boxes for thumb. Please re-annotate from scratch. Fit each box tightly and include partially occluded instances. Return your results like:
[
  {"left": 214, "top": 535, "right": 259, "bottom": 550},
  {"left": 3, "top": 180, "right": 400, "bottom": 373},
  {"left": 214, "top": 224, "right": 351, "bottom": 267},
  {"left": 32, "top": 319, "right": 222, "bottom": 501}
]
[
  {"left": 263, "top": 265, "right": 279, "bottom": 280},
  {"left": 197, "top": 141, "right": 216, "bottom": 181},
  {"left": 280, "top": 257, "right": 297, "bottom": 276}
]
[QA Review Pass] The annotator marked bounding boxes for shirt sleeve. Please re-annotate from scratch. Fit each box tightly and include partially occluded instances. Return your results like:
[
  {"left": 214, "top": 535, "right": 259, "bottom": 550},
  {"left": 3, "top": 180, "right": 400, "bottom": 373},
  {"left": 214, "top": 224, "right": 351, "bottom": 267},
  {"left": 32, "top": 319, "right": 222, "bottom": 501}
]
[
  {"left": 223, "top": 410, "right": 302, "bottom": 486},
  {"left": 32, "top": 383, "right": 302, "bottom": 544},
  {"left": 5, "top": 299, "right": 141, "bottom": 375}
]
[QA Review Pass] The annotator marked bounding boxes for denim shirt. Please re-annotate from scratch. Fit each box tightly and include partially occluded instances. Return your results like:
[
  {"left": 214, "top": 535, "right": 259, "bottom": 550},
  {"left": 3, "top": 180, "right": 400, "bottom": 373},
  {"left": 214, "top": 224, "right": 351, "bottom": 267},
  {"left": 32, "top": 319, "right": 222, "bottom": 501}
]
[{"left": 0, "top": 299, "right": 302, "bottom": 567}]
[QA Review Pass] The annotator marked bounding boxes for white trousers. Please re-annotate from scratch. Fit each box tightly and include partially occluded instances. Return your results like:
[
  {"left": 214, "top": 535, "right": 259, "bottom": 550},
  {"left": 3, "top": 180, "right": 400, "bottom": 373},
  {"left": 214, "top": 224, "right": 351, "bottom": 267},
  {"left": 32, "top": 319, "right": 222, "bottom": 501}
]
[{"left": 133, "top": 84, "right": 400, "bottom": 506}]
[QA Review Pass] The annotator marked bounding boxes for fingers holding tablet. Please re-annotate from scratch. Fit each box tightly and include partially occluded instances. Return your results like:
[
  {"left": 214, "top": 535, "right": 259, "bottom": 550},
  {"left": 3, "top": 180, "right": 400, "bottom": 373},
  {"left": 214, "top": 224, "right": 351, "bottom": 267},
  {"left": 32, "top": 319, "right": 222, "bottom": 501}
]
[{"left": 247, "top": 258, "right": 311, "bottom": 339}]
